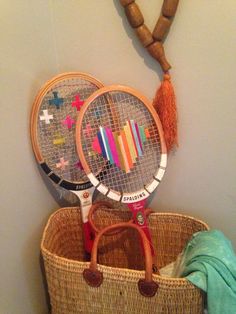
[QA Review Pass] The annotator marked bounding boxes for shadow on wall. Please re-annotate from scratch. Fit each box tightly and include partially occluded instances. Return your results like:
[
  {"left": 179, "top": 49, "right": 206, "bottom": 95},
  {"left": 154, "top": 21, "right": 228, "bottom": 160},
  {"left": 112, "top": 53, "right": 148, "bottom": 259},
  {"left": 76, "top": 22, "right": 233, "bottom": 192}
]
[
  {"left": 40, "top": 254, "right": 51, "bottom": 313},
  {"left": 22, "top": 217, "right": 51, "bottom": 313},
  {"left": 37, "top": 164, "right": 79, "bottom": 207}
]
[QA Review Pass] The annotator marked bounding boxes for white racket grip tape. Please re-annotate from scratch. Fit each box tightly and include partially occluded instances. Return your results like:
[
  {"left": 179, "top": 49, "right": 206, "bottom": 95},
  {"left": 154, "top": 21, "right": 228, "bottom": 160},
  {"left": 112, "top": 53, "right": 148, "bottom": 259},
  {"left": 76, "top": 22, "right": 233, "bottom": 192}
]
[
  {"left": 107, "top": 189, "right": 121, "bottom": 202},
  {"left": 96, "top": 183, "right": 109, "bottom": 195},
  {"left": 160, "top": 153, "right": 167, "bottom": 168},
  {"left": 155, "top": 168, "right": 165, "bottom": 181},
  {"left": 145, "top": 179, "right": 159, "bottom": 194},
  {"left": 72, "top": 187, "right": 94, "bottom": 223},
  {"left": 154, "top": 153, "right": 167, "bottom": 181},
  {"left": 87, "top": 173, "right": 99, "bottom": 187}
]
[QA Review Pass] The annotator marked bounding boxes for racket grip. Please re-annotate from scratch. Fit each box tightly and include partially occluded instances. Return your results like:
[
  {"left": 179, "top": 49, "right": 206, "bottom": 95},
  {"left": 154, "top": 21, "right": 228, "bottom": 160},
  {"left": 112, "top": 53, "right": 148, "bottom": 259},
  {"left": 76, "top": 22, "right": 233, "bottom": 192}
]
[
  {"left": 82, "top": 221, "right": 95, "bottom": 254},
  {"left": 134, "top": 217, "right": 155, "bottom": 256},
  {"left": 127, "top": 202, "right": 155, "bottom": 256}
]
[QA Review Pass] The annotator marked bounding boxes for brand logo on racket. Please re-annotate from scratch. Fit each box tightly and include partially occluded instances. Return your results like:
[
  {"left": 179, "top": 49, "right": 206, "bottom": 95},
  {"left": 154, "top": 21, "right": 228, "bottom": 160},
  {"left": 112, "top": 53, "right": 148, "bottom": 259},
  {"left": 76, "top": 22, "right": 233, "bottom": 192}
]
[
  {"left": 82, "top": 191, "right": 90, "bottom": 199},
  {"left": 91, "top": 120, "right": 150, "bottom": 173},
  {"left": 123, "top": 191, "right": 147, "bottom": 202},
  {"left": 136, "top": 211, "right": 145, "bottom": 226}
]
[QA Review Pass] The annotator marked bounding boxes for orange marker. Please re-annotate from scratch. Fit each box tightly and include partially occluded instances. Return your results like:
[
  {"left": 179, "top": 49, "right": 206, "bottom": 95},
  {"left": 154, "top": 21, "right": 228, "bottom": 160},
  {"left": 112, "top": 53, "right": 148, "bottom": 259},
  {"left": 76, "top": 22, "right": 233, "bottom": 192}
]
[
  {"left": 118, "top": 133, "right": 130, "bottom": 173},
  {"left": 145, "top": 128, "right": 150, "bottom": 138},
  {"left": 121, "top": 130, "right": 133, "bottom": 169},
  {"left": 114, "top": 131, "right": 125, "bottom": 171},
  {"left": 124, "top": 123, "right": 137, "bottom": 163}
]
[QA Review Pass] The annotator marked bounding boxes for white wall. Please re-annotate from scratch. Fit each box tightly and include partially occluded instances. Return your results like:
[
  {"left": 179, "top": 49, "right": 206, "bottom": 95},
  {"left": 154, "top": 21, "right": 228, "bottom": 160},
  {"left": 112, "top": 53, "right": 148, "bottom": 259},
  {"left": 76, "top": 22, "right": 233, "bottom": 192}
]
[
  {"left": 0, "top": 2, "right": 58, "bottom": 314},
  {"left": 1, "top": 1, "right": 235, "bottom": 313}
]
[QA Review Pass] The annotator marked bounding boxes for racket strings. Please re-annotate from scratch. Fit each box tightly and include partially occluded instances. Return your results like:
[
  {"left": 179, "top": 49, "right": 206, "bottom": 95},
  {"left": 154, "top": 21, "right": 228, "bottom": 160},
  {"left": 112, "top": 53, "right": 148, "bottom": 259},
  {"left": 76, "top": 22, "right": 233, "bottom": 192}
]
[
  {"left": 38, "top": 78, "right": 100, "bottom": 184},
  {"left": 81, "top": 91, "right": 162, "bottom": 193}
]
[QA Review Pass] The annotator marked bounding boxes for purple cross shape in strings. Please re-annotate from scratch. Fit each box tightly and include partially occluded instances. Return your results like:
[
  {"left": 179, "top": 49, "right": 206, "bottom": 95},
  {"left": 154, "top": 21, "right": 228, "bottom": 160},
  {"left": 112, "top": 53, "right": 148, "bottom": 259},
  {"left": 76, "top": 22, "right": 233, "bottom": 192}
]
[{"left": 62, "top": 115, "right": 75, "bottom": 129}]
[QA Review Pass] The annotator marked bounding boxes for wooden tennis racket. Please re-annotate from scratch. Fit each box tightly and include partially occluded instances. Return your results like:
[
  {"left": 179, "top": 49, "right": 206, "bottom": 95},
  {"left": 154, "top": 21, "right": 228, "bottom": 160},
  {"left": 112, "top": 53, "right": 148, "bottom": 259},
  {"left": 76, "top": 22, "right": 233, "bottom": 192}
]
[
  {"left": 30, "top": 72, "right": 104, "bottom": 254},
  {"left": 76, "top": 85, "right": 167, "bottom": 254}
]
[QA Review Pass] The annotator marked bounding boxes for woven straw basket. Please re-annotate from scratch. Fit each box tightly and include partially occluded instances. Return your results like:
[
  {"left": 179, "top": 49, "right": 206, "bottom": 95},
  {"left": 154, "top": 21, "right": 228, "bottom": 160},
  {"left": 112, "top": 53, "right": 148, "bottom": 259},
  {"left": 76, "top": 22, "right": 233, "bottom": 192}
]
[{"left": 41, "top": 205, "right": 209, "bottom": 314}]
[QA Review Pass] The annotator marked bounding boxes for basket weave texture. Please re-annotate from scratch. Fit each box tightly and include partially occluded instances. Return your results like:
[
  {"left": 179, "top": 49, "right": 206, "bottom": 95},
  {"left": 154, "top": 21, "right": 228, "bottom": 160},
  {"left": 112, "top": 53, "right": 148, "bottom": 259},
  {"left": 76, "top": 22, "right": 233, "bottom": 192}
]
[{"left": 41, "top": 206, "right": 209, "bottom": 314}]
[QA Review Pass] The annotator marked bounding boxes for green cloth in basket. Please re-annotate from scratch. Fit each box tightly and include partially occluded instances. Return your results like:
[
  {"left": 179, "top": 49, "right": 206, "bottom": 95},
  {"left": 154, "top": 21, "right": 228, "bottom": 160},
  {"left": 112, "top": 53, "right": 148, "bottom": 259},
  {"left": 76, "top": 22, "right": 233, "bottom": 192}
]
[{"left": 177, "top": 230, "right": 236, "bottom": 314}]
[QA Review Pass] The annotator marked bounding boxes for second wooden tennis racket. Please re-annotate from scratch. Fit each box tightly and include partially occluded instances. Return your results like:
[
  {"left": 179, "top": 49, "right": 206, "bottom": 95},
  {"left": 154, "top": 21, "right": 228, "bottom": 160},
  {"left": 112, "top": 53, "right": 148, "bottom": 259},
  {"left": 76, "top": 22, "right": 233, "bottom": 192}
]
[
  {"left": 30, "top": 72, "right": 104, "bottom": 254},
  {"left": 76, "top": 85, "right": 167, "bottom": 254}
]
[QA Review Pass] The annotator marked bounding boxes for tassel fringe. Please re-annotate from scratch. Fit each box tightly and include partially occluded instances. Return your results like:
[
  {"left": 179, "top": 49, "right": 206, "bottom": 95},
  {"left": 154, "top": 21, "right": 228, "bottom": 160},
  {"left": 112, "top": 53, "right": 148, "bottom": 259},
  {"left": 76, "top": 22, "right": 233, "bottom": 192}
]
[{"left": 153, "top": 74, "right": 178, "bottom": 152}]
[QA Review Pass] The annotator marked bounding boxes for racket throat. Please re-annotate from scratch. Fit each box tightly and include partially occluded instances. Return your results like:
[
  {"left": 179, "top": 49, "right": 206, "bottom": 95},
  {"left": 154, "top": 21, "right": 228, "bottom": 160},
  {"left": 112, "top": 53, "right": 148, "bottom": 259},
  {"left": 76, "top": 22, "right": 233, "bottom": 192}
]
[
  {"left": 127, "top": 201, "right": 155, "bottom": 256},
  {"left": 127, "top": 200, "right": 146, "bottom": 226},
  {"left": 73, "top": 187, "right": 95, "bottom": 221}
]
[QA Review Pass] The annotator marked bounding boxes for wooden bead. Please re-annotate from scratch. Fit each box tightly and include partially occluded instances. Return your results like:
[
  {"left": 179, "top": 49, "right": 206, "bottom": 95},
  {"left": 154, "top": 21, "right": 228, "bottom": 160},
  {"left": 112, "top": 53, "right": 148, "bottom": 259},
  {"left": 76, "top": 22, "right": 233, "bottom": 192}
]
[
  {"left": 120, "top": 0, "right": 134, "bottom": 7},
  {"left": 135, "top": 24, "right": 153, "bottom": 47},
  {"left": 147, "top": 41, "right": 171, "bottom": 72},
  {"left": 125, "top": 3, "right": 144, "bottom": 28},
  {"left": 152, "top": 15, "right": 172, "bottom": 41},
  {"left": 162, "top": 0, "right": 179, "bottom": 17}
]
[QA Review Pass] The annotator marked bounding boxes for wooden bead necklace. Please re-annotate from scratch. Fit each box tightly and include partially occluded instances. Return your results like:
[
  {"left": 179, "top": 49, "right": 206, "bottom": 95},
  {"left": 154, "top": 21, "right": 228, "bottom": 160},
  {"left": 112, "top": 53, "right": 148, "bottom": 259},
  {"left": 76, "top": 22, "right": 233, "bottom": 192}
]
[
  {"left": 119, "top": 0, "right": 179, "bottom": 72},
  {"left": 119, "top": 0, "right": 180, "bottom": 152}
]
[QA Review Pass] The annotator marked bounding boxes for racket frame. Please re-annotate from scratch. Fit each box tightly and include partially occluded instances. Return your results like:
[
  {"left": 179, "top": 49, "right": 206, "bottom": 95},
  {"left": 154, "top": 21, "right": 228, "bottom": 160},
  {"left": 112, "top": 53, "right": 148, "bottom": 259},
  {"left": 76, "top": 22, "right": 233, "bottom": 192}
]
[
  {"left": 76, "top": 85, "right": 167, "bottom": 254},
  {"left": 76, "top": 84, "right": 167, "bottom": 201},
  {"left": 30, "top": 72, "right": 104, "bottom": 253}
]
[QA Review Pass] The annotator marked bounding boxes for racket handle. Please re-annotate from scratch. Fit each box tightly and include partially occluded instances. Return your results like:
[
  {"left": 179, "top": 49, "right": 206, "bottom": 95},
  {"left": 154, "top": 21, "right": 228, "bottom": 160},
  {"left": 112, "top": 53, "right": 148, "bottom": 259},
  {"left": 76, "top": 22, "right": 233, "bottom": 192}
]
[
  {"left": 73, "top": 187, "right": 95, "bottom": 256},
  {"left": 82, "top": 221, "right": 95, "bottom": 254},
  {"left": 127, "top": 201, "right": 155, "bottom": 256}
]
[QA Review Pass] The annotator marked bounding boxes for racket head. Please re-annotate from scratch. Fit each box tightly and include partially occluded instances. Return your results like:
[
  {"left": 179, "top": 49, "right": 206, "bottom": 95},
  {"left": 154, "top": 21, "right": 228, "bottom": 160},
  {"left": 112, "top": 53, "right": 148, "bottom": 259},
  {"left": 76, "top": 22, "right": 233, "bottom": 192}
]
[
  {"left": 30, "top": 72, "right": 104, "bottom": 191},
  {"left": 76, "top": 85, "right": 167, "bottom": 203}
]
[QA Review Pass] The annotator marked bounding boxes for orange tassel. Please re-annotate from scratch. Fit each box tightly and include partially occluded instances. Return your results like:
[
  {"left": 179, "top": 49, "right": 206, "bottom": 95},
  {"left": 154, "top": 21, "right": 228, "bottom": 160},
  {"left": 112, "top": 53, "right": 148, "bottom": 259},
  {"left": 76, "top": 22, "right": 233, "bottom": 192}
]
[{"left": 153, "top": 73, "right": 178, "bottom": 152}]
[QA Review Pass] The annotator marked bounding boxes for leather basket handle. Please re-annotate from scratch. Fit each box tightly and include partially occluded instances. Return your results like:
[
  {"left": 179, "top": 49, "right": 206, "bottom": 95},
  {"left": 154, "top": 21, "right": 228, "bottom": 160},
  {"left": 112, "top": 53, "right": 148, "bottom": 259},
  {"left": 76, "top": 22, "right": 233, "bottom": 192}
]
[
  {"left": 88, "top": 201, "right": 116, "bottom": 235},
  {"left": 83, "top": 222, "right": 159, "bottom": 297},
  {"left": 88, "top": 202, "right": 154, "bottom": 235}
]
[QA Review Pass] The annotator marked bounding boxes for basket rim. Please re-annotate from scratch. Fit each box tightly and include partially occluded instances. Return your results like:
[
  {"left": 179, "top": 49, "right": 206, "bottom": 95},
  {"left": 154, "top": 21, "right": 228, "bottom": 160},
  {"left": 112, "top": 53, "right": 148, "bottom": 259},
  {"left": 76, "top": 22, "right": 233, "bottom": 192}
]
[
  {"left": 41, "top": 206, "right": 209, "bottom": 287},
  {"left": 42, "top": 205, "right": 210, "bottom": 231}
]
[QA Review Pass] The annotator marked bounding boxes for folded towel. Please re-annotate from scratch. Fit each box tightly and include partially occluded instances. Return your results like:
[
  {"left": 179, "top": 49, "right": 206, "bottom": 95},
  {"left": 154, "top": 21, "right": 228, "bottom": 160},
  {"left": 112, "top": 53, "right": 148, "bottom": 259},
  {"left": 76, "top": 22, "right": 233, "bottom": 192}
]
[{"left": 176, "top": 230, "right": 236, "bottom": 314}]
